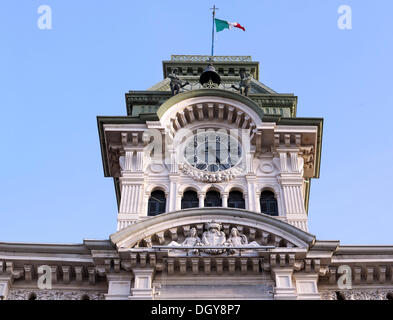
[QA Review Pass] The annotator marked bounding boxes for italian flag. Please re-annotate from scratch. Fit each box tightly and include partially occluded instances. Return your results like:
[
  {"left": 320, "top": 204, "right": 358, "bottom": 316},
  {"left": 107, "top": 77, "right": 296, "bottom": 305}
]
[{"left": 215, "top": 18, "right": 245, "bottom": 32}]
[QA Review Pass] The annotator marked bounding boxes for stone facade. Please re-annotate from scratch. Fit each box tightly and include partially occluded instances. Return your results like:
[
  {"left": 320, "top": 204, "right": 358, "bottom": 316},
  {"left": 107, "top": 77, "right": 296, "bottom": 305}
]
[
  {"left": 321, "top": 289, "right": 393, "bottom": 300},
  {"left": 7, "top": 289, "right": 105, "bottom": 300},
  {"left": 1, "top": 55, "right": 392, "bottom": 300}
]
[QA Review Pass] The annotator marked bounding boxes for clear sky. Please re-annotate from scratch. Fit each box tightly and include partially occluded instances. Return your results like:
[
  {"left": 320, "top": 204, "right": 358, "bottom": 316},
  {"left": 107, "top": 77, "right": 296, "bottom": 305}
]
[{"left": 1, "top": 0, "right": 392, "bottom": 245}]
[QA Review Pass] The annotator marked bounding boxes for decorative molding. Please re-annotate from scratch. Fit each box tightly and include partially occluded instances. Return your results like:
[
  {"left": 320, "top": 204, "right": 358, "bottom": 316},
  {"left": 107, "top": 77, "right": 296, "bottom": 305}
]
[
  {"left": 7, "top": 289, "right": 105, "bottom": 300},
  {"left": 320, "top": 289, "right": 393, "bottom": 300},
  {"left": 179, "top": 162, "right": 244, "bottom": 183}
]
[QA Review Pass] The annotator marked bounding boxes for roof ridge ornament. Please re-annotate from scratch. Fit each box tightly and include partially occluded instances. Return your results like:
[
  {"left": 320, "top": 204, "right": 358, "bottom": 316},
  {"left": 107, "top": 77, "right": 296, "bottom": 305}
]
[{"left": 170, "top": 55, "right": 252, "bottom": 62}]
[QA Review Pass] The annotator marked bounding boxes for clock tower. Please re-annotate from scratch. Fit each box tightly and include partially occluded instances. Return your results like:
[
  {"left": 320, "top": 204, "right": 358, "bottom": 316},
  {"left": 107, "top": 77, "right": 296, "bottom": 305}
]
[
  {"left": 2, "top": 55, "right": 392, "bottom": 301},
  {"left": 98, "top": 55, "right": 321, "bottom": 233}
]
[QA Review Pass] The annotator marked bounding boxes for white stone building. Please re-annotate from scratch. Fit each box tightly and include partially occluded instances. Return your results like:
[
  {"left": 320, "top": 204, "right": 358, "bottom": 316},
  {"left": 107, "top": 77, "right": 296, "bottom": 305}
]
[{"left": 1, "top": 55, "right": 393, "bottom": 300}]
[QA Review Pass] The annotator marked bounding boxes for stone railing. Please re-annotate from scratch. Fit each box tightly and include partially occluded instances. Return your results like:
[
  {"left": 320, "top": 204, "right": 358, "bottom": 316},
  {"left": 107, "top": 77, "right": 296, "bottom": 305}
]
[{"left": 170, "top": 55, "right": 252, "bottom": 62}]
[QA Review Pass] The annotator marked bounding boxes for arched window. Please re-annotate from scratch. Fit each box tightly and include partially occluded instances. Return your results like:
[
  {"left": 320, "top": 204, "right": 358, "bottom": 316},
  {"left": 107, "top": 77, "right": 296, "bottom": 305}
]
[
  {"left": 204, "top": 190, "right": 222, "bottom": 207},
  {"left": 228, "top": 191, "right": 245, "bottom": 209},
  {"left": 148, "top": 190, "right": 166, "bottom": 216},
  {"left": 335, "top": 291, "right": 346, "bottom": 301},
  {"left": 260, "top": 191, "right": 278, "bottom": 216},
  {"left": 81, "top": 294, "right": 90, "bottom": 300},
  {"left": 181, "top": 190, "right": 199, "bottom": 209},
  {"left": 28, "top": 292, "right": 37, "bottom": 300}
]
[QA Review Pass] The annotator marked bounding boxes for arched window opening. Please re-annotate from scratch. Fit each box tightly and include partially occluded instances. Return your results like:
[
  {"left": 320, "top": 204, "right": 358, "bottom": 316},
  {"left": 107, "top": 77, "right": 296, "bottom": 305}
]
[
  {"left": 260, "top": 191, "right": 278, "bottom": 216},
  {"left": 148, "top": 190, "right": 166, "bottom": 216},
  {"left": 335, "top": 291, "right": 346, "bottom": 301},
  {"left": 110, "top": 259, "right": 115, "bottom": 271},
  {"left": 81, "top": 294, "right": 90, "bottom": 300},
  {"left": 386, "top": 292, "right": 393, "bottom": 300},
  {"left": 28, "top": 292, "right": 37, "bottom": 300},
  {"left": 204, "top": 190, "right": 222, "bottom": 207},
  {"left": 181, "top": 190, "right": 199, "bottom": 209},
  {"left": 228, "top": 191, "right": 245, "bottom": 209}
]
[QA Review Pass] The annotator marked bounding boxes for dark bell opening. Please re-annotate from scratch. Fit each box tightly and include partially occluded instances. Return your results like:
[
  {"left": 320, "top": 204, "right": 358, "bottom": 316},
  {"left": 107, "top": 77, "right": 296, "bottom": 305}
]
[{"left": 199, "top": 64, "right": 221, "bottom": 86}]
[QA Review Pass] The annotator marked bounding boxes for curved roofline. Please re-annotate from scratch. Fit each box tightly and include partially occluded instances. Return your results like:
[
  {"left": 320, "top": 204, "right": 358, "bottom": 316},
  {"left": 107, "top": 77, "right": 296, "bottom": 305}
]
[
  {"left": 110, "top": 208, "right": 316, "bottom": 248},
  {"left": 156, "top": 89, "right": 265, "bottom": 121}
]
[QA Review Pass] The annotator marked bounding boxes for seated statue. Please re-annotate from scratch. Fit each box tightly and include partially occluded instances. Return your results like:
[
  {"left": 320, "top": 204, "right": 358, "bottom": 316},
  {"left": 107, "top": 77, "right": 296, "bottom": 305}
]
[
  {"left": 168, "top": 227, "right": 201, "bottom": 255},
  {"left": 231, "top": 70, "right": 252, "bottom": 96},
  {"left": 168, "top": 227, "right": 201, "bottom": 247},
  {"left": 168, "top": 68, "right": 189, "bottom": 96},
  {"left": 225, "top": 227, "right": 260, "bottom": 255},
  {"left": 225, "top": 227, "right": 248, "bottom": 246}
]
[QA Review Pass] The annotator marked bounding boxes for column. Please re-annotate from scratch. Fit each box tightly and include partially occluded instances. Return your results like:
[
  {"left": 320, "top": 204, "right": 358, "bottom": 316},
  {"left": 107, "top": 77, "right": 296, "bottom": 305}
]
[
  {"left": 276, "top": 191, "right": 283, "bottom": 217},
  {"left": 255, "top": 191, "right": 261, "bottom": 213},
  {"left": 198, "top": 192, "right": 205, "bottom": 208},
  {"left": 246, "top": 177, "right": 257, "bottom": 211},
  {"left": 222, "top": 192, "right": 228, "bottom": 208},
  {"left": 176, "top": 191, "right": 183, "bottom": 211},
  {"left": 244, "top": 192, "right": 249, "bottom": 210},
  {"left": 168, "top": 177, "right": 179, "bottom": 212},
  {"left": 245, "top": 139, "right": 257, "bottom": 209}
]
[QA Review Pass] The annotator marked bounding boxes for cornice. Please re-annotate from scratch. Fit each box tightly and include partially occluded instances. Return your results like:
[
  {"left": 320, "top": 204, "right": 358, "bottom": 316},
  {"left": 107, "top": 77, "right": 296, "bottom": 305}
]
[{"left": 0, "top": 240, "right": 113, "bottom": 254}]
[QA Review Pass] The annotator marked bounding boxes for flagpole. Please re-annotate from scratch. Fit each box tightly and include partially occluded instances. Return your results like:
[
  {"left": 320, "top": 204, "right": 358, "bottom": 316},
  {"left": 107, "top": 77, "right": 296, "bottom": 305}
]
[{"left": 210, "top": 5, "right": 218, "bottom": 57}]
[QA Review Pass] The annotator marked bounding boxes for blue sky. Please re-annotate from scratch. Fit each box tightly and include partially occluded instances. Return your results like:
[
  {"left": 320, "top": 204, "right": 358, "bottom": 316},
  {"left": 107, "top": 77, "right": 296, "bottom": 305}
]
[{"left": 0, "top": 0, "right": 392, "bottom": 244}]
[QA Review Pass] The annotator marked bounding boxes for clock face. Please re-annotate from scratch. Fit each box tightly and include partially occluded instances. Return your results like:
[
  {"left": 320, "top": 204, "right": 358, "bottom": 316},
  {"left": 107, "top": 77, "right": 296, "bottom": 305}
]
[{"left": 183, "top": 131, "right": 242, "bottom": 172}]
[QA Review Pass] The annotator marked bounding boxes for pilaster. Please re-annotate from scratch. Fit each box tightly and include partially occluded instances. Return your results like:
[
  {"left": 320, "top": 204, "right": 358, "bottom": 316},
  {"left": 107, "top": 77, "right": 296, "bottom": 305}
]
[
  {"left": 274, "top": 146, "right": 308, "bottom": 231},
  {"left": 0, "top": 274, "right": 13, "bottom": 300},
  {"left": 129, "top": 268, "right": 155, "bottom": 300},
  {"left": 293, "top": 273, "right": 321, "bottom": 300},
  {"left": 271, "top": 267, "right": 297, "bottom": 300},
  {"left": 105, "top": 274, "right": 133, "bottom": 300}
]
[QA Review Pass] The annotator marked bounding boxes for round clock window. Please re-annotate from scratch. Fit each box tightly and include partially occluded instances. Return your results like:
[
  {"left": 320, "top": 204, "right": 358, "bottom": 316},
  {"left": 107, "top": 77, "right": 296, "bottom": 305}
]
[{"left": 183, "top": 130, "right": 242, "bottom": 173}]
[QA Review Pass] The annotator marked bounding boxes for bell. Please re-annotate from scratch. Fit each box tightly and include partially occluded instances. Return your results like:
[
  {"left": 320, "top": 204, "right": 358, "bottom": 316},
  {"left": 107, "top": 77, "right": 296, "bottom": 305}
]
[{"left": 199, "top": 64, "right": 221, "bottom": 86}]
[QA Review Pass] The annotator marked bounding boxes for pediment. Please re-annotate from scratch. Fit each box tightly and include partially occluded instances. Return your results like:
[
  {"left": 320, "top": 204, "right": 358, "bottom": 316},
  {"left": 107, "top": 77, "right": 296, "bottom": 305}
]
[{"left": 110, "top": 208, "right": 315, "bottom": 251}]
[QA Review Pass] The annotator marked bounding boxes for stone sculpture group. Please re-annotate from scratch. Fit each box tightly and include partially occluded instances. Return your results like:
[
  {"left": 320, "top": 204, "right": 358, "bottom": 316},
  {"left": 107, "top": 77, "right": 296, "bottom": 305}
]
[{"left": 169, "top": 221, "right": 260, "bottom": 255}]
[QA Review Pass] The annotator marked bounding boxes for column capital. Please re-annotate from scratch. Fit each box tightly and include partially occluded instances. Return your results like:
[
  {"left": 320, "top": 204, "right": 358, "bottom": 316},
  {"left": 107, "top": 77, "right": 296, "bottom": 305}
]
[{"left": 198, "top": 192, "right": 206, "bottom": 198}]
